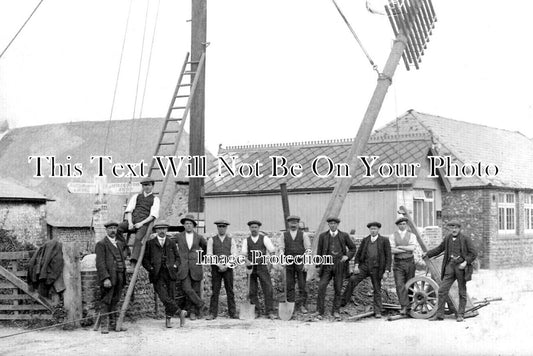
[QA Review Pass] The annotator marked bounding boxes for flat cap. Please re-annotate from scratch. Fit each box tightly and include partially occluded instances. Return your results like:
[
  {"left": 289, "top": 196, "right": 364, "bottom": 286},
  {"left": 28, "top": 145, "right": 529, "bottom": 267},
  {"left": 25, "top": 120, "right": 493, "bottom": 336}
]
[
  {"left": 214, "top": 219, "right": 230, "bottom": 226},
  {"left": 367, "top": 221, "right": 382, "bottom": 228},
  {"left": 180, "top": 214, "right": 197, "bottom": 227},
  {"left": 286, "top": 215, "right": 300, "bottom": 222},
  {"left": 326, "top": 217, "right": 340, "bottom": 224},
  {"left": 104, "top": 220, "right": 119, "bottom": 228},
  {"left": 153, "top": 220, "right": 170, "bottom": 229},
  {"left": 140, "top": 177, "right": 155, "bottom": 185},
  {"left": 446, "top": 220, "right": 462, "bottom": 227},
  {"left": 247, "top": 220, "right": 262, "bottom": 227},
  {"left": 395, "top": 217, "right": 408, "bottom": 225}
]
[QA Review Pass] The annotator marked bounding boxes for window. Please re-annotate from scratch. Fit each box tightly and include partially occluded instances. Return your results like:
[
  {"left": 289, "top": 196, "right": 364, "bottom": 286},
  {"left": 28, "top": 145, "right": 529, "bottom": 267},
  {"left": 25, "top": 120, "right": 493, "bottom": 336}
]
[
  {"left": 498, "top": 193, "right": 516, "bottom": 232},
  {"left": 413, "top": 190, "right": 435, "bottom": 228},
  {"left": 525, "top": 194, "right": 533, "bottom": 231}
]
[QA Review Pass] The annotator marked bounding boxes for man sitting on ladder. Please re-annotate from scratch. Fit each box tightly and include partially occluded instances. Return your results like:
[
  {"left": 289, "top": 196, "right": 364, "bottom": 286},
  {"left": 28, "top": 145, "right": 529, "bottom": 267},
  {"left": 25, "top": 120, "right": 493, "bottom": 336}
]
[{"left": 117, "top": 178, "right": 160, "bottom": 266}]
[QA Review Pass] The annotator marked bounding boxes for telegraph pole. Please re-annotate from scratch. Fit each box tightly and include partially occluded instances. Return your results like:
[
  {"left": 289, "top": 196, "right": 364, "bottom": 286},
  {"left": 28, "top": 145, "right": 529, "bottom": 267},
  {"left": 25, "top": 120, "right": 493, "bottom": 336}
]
[{"left": 189, "top": 0, "right": 207, "bottom": 214}]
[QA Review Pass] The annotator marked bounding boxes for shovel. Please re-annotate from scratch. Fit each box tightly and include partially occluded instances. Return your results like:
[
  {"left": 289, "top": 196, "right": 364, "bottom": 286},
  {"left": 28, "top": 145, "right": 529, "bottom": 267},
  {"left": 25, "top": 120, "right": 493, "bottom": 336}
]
[
  {"left": 278, "top": 267, "right": 295, "bottom": 321},
  {"left": 239, "top": 268, "right": 256, "bottom": 320}
]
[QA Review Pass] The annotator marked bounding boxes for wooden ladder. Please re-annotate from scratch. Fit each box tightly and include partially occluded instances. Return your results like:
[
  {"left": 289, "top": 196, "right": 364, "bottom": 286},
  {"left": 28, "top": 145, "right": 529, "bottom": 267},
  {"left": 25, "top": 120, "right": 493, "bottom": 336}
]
[{"left": 115, "top": 52, "right": 206, "bottom": 331}]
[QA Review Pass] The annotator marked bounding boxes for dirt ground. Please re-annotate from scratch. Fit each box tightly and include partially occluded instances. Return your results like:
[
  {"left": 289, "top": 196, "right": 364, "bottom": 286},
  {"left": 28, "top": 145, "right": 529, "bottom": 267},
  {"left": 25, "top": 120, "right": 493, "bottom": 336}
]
[{"left": 1, "top": 267, "right": 533, "bottom": 356}]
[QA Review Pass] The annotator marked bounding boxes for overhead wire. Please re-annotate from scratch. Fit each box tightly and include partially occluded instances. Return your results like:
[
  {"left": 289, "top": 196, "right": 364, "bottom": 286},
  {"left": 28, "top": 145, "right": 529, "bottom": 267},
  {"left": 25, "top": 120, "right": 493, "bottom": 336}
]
[{"left": 0, "top": 0, "right": 46, "bottom": 60}]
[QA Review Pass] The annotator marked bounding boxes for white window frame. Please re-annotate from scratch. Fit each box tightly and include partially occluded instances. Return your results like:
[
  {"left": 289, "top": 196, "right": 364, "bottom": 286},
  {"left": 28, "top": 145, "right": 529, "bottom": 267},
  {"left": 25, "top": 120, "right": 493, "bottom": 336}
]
[
  {"left": 413, "top": 190, "right": 435, "bottom": 228},
  {"left": 525, "top": 194, "right": 533, "bottom": 232},
  {"left": 498, "top": 193, "right": 516, "bottom": 233}
]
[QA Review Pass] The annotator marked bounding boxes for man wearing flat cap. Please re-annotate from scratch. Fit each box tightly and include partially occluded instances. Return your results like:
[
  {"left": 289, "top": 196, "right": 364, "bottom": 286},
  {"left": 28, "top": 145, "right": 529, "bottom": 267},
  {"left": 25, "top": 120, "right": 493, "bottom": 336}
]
[
  {"left": 390, "top": 217, "right": 417, "bottom": 315},
  {"left": 280, "top": 215, "right": 311, "bottom": 314},
  {"left": 95, "top": 221, "right": 127, "bottom": 333},
  {"left": 143, "top": 221, "right": 187, "bottom": 328},
  {"left": 117, "top": 177, "right": 160, "bottom": 265},
  {"left": 424, "top": 221, "right": 477, "bottom": 322},
  {"left": 241, "top": 220, "right": 276, "bottom": 319},
  {"left": 342, "top": 221, "right": 391, "bottom": 318},
  {"left": 205, "top": 220, "right": 238, "bottom": 320},
  {"left": 314, "top": 216, "right": 356, "bottom": 320},
  {"left": 173, "top": 214, "right": 207, "bottom": 320}
]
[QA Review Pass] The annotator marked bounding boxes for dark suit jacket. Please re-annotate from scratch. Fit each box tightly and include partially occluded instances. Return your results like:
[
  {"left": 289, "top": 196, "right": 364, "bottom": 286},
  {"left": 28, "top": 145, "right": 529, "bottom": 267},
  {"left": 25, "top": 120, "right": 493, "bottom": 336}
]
[
  {"left": 354, "top": 234, "right": 392, "bottom": 276},
  {"left": 427, "top": 232, "right": 477, "bottom": 281},
  {"left": 142, "top": 235, "right": 180, "bottom": 283},
  {"left": 316, "top": 230, "right": 356, "bottom": 267},
  {"left": 95, "top": 236, "right": 127, "bottom": 286},
  {"left": 173, "top": 231, "right": 207, "bottom": 281},
  {"left": 28, "top": 239, "right": 64, "bottom": 286}
]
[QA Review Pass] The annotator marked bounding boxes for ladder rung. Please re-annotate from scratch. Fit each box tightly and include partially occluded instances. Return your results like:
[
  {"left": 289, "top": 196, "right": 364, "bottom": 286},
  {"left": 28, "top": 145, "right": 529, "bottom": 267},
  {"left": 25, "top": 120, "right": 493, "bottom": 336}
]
[
  {"left": 175, "top": 95, "right": 189, "bottom": 98},
  {"left": 172, "top": 106, "right": 186, "bottom": 110},
  {"left": 163, "top": 130, "right": 180, "bottom": 134},
  {"left": 179, "top": 84, "right": 192, "bottom": 87},
  {"left": 183, "top": 71, "right": 196, "bottom": 75},
  {"left": 168, "top": 118, "right": 183, "bottom": 122},
  {"left": 160, "top": 142, "right": 175, "bottom": 146},
  {"left": 187, "top": 61, "right": 199, "bottom": 64}
]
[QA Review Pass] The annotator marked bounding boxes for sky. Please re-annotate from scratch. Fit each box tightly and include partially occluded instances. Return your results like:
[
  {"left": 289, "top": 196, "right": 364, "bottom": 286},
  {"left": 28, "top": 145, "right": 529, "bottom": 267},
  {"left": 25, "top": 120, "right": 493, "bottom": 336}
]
[{"left": 0, "top": 0, "right": 532, "bottom": 155}]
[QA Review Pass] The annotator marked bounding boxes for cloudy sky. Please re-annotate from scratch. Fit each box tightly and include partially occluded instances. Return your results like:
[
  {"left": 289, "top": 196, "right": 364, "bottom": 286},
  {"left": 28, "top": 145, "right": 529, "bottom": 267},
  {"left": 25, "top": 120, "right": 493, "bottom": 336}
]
[{"left": 0, "top": 0, "right": 532, "bottom": 155}]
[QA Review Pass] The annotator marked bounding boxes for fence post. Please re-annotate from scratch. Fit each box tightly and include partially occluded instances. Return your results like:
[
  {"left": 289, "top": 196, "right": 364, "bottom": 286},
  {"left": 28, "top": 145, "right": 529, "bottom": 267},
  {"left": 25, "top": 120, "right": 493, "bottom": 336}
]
[{"left": 63, "top": 243, "right": 82, "bottom": 328}]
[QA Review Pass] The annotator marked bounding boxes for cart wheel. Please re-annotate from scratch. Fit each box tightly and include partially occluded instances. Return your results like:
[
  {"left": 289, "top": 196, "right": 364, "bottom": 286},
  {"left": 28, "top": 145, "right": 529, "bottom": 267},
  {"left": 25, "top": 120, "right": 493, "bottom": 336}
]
[{"left": 406, "top": 276, "right": 438, "bottom": 319}]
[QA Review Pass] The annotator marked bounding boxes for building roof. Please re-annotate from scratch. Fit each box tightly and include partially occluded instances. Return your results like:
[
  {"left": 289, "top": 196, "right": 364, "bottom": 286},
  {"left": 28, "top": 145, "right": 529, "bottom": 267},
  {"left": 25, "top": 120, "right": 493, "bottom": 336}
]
[
  {"left": 206, "top": 132, "right": 433, "bottom": 195},
  {"left": 374, "top": 110, "right": 533, "bottom": 189},
  {"left": 0, "top": 178, "right": 51, "bottom": 202},
  {"left": 0, "top": 118, "right": 202, "bottom": 227},
  {"left": 206, "top": 110, "right": 533, "bottom": 195}
]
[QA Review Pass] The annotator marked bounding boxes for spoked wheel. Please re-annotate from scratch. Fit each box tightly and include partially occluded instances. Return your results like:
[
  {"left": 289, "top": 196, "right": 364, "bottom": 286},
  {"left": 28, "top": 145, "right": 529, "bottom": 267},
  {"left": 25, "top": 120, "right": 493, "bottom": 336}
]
[{"left": 405, "top": 276, "right": 439, "bottom": 319}]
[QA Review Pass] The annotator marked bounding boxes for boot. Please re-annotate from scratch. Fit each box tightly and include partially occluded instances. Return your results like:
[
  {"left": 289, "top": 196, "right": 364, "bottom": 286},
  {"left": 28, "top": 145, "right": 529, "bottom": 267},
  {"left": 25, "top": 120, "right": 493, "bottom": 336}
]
[
  {"left": 179, "top": 310, "right": 187, "bottom": 327},
  {"left": 166, "top": 316, "right": 172, "bottom": 328},
  {"left": 100, "top": 315, "right": 109, "bottom": 334}
]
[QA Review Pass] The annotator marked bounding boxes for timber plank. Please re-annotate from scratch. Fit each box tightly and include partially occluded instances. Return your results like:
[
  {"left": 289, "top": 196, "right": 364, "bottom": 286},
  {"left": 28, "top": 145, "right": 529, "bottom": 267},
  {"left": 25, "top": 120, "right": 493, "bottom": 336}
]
[{"left": 0, "top": 265, "right": 53, "bottom": 312}]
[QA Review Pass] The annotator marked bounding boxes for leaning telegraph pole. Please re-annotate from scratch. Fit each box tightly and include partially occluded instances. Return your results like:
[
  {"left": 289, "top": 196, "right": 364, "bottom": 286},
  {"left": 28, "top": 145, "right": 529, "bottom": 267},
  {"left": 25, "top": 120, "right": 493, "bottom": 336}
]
[
  {"left": 189, "top": 0, "right": 207, "bottom": 215},
  {"left": 308, "top": 0, "right": 437, "bottom": 280}
]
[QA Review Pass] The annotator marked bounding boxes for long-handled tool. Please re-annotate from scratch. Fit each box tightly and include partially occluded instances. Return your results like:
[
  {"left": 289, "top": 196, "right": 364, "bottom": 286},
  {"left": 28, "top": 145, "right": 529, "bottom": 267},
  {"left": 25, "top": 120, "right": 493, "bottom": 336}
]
[
  {"left": 278, "top": 267, "right": 295, "bottom": 320},
  {"left": 239, "top": 268, "right": 256, "bottom": 320}
]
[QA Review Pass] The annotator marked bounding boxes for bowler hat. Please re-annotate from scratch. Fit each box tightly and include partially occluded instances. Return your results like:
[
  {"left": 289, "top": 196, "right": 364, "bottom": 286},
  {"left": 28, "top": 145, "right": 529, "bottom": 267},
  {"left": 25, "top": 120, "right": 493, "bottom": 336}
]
[
  {"left": 247, "top": 220, "right": 262, "bottom": 227},
  {"left": 395, "top": 217, "right": 408, "bottom": 225},
  {"left": 446, "top": 220, "right": 462, "bottom": 228},
  {"left": 214, "top": 219, "right": 230, "bottom": 226},
  {"left": 367, "top": 221, "right": 382, "bottom": 228},
  {"left": 104, "top": 220, "right": 119, "bottom": 228},
  {"left": 180, "top": 214, "right": 197, "bottom": 227},
  {"left": 286, "top": 215, "right": 300, "bottom": 222},
  {"left": 153, "top": 220, "right": 170, "bottom": 229},
  {"left": 140, "top": 177, "right": 155, "bottom": 185},
  {"left": 326, "top": 217, "right": 340, "bottom": 224}
]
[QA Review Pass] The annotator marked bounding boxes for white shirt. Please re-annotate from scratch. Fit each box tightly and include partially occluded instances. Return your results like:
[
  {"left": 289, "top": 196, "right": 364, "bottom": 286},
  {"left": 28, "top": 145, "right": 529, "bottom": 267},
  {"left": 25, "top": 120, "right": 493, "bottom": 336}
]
[
  {"left": 107, "top": 235, "right": 117, "bottom": 248},
  {"left": 279, "top": 230, "right": 312, "bottom": 252},
  {"left": 329, "top": 230, "right": 338, "bottom": 237},
  {"left": 186, "top": 232, "right": 194, "bottom": 250},
  {"left": 157, "top": 235, "right": 166, "bottom": 247},
  {"left": 207, "top": 234, "right": 238, "bottom": 256},
  {"left": 389, "top": 230, "right": 417, "bottom": 249},
  {"left": 241, "top": 235, "right": 276, "bottom": 255},
  {"left": 125, "top": 192, "right": 160, "bottom": 219}
]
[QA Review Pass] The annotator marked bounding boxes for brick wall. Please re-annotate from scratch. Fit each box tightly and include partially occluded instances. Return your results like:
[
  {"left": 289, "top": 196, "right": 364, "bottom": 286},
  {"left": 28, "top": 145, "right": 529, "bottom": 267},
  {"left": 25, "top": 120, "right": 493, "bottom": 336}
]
[
  {"left": 51, "top": 226, "right": 94, "bottom": 255},
  {"left": 0, "top": 201, "right": 47, "bottom": 246}
]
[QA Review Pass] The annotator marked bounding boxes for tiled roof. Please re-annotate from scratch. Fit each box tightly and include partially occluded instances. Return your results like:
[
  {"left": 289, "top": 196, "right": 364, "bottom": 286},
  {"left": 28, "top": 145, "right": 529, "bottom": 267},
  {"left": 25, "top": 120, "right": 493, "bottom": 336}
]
[
  {"left": 206, "top": 134, "right": 433, "bottom": 195},
  {"left": 0, "top": 178, "right": 51, "bottom": 201}
]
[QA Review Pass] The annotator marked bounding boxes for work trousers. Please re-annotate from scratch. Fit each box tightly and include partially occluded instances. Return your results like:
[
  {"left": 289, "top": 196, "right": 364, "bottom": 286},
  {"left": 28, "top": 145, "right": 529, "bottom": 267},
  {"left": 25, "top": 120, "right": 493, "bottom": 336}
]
[
  {"left": 117, "top": 221, "right": 149, "bottom": 262},
  {"left": 286, "top": 263, "right": 307, "bottom": 306},
  {"left": 317, "top": 259, "right": 345, "bottom": 315},
  {"left": 249, "top": 265, "right": 274, "bottom": 314},
  {"left": 154, "top": 267, "right": 179, "bottom": 317},
  {"left": 342, "top": 266, "right": 383, "bottom": 314},
  {"left": 436, "top": 261, "right": 467, "bottom": 317},
  {"left": 209, "top": 266, "right": 236, "bottom": 317},
  {"left": 393, "top": 257, "right": 416, "bottom": 308},
  {"left": 100, "top": 272, "right": 124, "bottom": 313},
  {"left": 182, "top": 274, "right": 203, "bottom": 314}
]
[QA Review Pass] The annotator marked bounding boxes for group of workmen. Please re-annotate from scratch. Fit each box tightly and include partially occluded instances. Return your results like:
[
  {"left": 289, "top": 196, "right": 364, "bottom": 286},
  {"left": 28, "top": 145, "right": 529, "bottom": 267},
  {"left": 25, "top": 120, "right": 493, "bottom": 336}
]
[{"left": 95, "top": 178, "right": 477, "bottom": 333}]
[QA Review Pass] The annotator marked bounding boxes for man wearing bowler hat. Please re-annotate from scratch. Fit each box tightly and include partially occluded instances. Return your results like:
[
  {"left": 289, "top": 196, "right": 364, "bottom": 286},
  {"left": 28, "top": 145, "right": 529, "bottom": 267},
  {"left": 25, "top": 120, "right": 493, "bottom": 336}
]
[
  {"left": 142, "top": 221, "right": 187, "bottom": 328},
  {"left": 205, "top": 219, "right": 238, "bottom": 320},
  {"left": 314, "top": 216, "right": 356, "bottom": 320},
  {"left": 95, "top": 220, "right": 127, "bottom": 333},
  {"left": 117, "top": 177, "right": 160, "bottom": 265},
  {"left": 424, "top": 220, "right": 477, "bottom": 322},
  {"left": 390, "top": 217, "right": 417, "bottom": 315},
  {"left": 173, "top": 214, "right": 207, "bottom": 320},
  {"left": 241, "top": 220, "right": 276, "bottom": 319},
  {"left": 279, "top": 215, "right": 311, "bottom": 314},
  {"left": 341, "top": 221, "right": 391, "bottom": 318}
]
